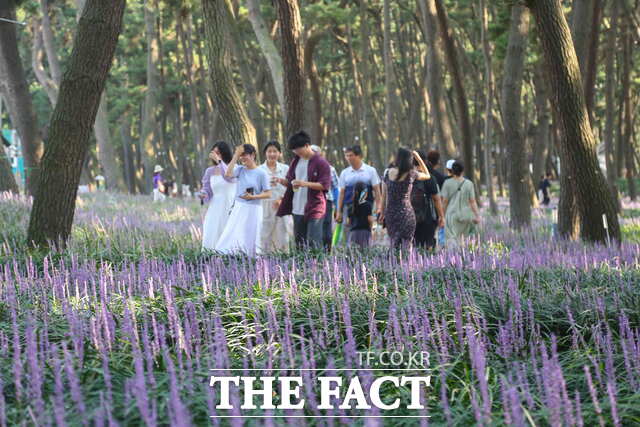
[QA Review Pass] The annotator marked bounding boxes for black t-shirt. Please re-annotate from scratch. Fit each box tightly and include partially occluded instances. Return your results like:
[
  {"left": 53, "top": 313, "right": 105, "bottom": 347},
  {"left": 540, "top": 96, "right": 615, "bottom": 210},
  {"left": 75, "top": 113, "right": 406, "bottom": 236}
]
[
  {"left": 430, "top": 168, "right": 447, "bottom": 189},
  {"left": 350, "top": 201, "right": 372, "bottom": 231}
]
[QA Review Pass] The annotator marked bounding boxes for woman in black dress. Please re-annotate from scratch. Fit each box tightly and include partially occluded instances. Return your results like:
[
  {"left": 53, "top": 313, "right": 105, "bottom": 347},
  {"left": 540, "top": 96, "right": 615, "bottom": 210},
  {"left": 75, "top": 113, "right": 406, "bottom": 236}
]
[{"left": 382, "top": 148, "right": 432, "bottom": 249}]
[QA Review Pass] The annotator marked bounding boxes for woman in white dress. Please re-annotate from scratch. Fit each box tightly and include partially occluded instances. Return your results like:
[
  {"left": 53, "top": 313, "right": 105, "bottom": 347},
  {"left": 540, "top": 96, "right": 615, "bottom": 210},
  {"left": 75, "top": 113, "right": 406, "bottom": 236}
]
[
  {"left": 259, "top": 141, "right": 293, "bottom": 252},
  {"left": 216, "top": 144, "right": 271, "bottom": 256},
  {"left": 200, "top": 141, "right": 237, "bottom": 251}
]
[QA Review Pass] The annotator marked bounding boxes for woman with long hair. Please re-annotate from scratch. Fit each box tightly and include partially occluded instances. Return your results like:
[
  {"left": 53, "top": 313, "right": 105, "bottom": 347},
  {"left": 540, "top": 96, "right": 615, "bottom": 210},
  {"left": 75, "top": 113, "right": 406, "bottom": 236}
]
[
  {"left": 381, "top": 148, "right": 431, "bottom": 249},
  {"left": 200, "top": 141, "right": 236, "bottom": 251},
  {"left": 440, "top": 161, "right": 480, "bottom": 247},
  {"left": 216, "top": 144, "right": 272, "bottom": 256}
]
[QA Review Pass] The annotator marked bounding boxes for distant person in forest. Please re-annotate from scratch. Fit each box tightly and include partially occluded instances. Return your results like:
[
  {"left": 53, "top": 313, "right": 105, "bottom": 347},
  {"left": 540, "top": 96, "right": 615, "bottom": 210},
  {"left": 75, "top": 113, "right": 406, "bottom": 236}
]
[
  {"left": 336, "top": 145, "right": 383, "bottom": 242},
  {"left": 440, "top": 161, "right": 480, "bottom": 247},
  {"left": 216, "top": 144, "right": 271, "bottom": 256},
  {"left": 538, "top": 173, "right": 552, "bottom": 206},
  {"left": 310, "top": 145, "right": 339, "bottom": 250},
  {"left": 381, "top": 148, "right": 432, "bottom": 249},
  {"left": 276, "top": 131, "right": 331, "bottom": 250},
  {"left": 259, "top": 141, "right": 292, "bottom": 252},
  {"left": 153, "top": 165, "right": 166, "bottom": 202},
  {"left": 411, "top": 150, "right": 445, "bottom": 250},
  {"left": 347, "top": 181, "right": 374, "bottom": 248},
  {"left": 200, "top": 141, "right": 236, "bottom": 251}
]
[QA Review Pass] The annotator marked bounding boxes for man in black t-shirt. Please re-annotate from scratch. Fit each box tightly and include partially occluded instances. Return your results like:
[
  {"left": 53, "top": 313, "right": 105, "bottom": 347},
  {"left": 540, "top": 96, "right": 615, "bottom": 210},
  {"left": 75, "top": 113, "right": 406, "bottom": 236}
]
[{"left": 427, "top": 150, "right": 447, "bottom": 188}]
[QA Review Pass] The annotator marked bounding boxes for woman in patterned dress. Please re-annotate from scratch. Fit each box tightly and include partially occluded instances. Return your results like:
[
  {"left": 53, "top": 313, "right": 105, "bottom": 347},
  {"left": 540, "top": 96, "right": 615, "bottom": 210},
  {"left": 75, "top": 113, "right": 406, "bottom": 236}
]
[{"left": 381, "top": 148, "right": 432, "bottom": 249}]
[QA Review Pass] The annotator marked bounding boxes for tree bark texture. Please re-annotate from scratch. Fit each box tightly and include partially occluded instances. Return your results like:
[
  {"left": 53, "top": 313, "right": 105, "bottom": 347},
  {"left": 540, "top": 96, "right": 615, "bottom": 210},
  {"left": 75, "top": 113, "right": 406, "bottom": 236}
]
[
  {"left": 274, "top": 0, "right": 305, "bottom": 140},
  {"left": 0, "top": 145, "right": 18, "bottom": 193},
  {"left": 501, "top": 5, "right": 532, "bottom": 229},
  {"left": 604, "top": 0, "right": 620, "bottom": 207},
  {"left": 202, "top": 0, "right": 257, "bottom": 148},
  {"left": 246, "top": 0, "right": 286, "bottom": 120},
  {"left": 527, "top": 0, "right": 621, "bottom": 243},
  {"left": 479, "top": 0, "right": 497, "bottom": 215},
  {"left": 434, "top": 0, "right": 474, "bottom": 181},
  {"left": 26, "top": 0, "right": 126, "bottom": 247},
  {"left": 418, "top": 0, "right": 457, "bottom": 159},
  {"left": 140, "top": 0, "right": 161, "bottom": 193}
]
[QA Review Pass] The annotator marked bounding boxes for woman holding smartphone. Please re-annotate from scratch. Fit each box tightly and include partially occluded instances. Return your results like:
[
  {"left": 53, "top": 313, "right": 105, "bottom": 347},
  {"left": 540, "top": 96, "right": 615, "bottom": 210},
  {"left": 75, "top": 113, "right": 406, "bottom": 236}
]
[{"left": 216, "top": 144, "right": 271, "bottom": 256}]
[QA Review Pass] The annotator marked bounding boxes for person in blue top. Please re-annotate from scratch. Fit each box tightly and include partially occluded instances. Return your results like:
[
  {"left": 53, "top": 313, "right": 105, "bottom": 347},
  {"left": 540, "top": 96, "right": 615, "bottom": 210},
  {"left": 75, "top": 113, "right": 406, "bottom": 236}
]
[{"left": 216, "top": 144, "right": 271, "bottom": 256}]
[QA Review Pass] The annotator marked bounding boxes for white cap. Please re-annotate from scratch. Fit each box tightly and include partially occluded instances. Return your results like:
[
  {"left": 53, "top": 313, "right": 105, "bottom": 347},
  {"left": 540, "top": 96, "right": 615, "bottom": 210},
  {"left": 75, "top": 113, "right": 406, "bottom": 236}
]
[
  {"left": 310, "top": 144, "right": 321, "bottom": 153},
  {"left": 446, "top": 160, "right": 455, "bottom": 170},
  {"left": 154, "top": 165, "right": 163, "bottom": 173}
]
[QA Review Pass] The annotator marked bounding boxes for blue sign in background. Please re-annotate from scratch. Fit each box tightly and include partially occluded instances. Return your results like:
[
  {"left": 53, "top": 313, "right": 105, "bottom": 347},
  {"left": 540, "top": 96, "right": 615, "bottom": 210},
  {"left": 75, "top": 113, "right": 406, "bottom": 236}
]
[{"left": 2, "top": 129, "right": 25, "bottom": 187}]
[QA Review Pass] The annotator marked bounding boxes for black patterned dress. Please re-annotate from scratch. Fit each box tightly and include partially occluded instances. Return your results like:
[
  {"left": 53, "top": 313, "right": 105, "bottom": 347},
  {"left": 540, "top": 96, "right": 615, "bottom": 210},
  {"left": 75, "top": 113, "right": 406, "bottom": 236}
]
[{"left": 384, "top": 169, "right": 417, "bottom": 248}]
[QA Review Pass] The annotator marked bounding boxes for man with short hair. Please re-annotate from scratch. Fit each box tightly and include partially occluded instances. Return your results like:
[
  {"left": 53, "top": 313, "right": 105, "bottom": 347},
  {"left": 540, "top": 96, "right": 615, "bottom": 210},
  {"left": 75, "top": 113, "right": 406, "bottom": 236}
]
[
  {"left": 276, "top": 131, "right": 331, "bottom": 250},
  {"left": 335, "top": 145, "right": 382, "bottom": 243},
  {"left": 426, "top": 150, "right": 447, "bottom": 188}
]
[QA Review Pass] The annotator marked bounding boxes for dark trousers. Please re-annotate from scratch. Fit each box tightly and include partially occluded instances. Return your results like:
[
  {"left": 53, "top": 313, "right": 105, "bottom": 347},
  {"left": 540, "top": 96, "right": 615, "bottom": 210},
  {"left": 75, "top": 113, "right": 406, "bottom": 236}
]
[
  {"left": 322, "top": 200, "right": 334, "bottom": 250},
  {"left": 293, "top": 215, "right": 324, "bottom": 250},
  {"left": 414, "top": 220, "right": 437, "bottom": 250}
]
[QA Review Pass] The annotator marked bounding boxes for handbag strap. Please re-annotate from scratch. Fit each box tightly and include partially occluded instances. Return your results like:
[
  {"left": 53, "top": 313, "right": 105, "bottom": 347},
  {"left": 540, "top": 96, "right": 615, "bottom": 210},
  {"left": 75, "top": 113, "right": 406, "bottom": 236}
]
[{"left": 453, "top": 179, "right": 467, "bottom": 211}]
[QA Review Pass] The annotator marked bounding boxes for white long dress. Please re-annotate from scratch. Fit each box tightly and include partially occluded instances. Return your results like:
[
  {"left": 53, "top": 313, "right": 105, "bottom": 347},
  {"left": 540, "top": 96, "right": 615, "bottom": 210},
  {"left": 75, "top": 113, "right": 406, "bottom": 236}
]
[{"left": 202, "top": 174, "right": 236, "bottom": 251}]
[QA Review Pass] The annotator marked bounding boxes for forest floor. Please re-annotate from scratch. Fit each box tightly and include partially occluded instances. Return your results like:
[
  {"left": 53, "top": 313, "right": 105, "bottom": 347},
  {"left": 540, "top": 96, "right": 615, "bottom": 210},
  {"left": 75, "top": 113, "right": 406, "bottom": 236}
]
[{"left": 0, "top": 191, "right": 639, "bottom": 425}]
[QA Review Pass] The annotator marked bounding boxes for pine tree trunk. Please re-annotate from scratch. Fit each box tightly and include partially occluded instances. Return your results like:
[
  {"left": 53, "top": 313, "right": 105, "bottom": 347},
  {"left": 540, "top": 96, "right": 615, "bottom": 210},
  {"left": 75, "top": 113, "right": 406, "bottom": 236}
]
[
  {"left": 479, "top": 0, "right": 497, "bottom": 215},
  {"left": 434, "top": 0, "right": 474, "bottom": 181},
  {"left": 228, "top": 14, "right": 266, "bottom": 146},
  {"left": 604, "top": 0, "right": 620, "bottom": 208},
  {"left": 202, "top": 0, "right": 256, "bottom": 147},
  {"left": 526, "top": 0, "right": 620, "bottom": 243},
  {"left": 0, "top": 146, "right": 18, "bottom": 193},
  {"left": 621, "top": 27, "right": 636, "bottom": 201},
  {"left": 359, "top": 0, "right": 383, "bottom": 167},
  {"left": 501, "top": 5, "right": 532, "bottom": 229},
  {"left": 177, "top": 10, "right": 207, "bottom": 173},
  {"left": 94, "top": 93, "right": 125, "bottom": 191},
  {"left": 26, "top": 0, "right": 126, "bottom": 248},
  {"left": 418, "top": 0, "right": 457, "bottom": 159},
  {"left": 120, "top": 115, "right": 136, "bottom": 194},
  {"left": 246, "top": 0, "right": 286, "bottom": 119},
  {"left": 382, "top": 0, "right": 398, "bottom": 161},
  {"left": 532, "top": 67, "right": 551, "bottom": 186},
  {"left": 0, "top": 0, "right": 44, "bottom": 195},
  {"left": 583, "top": 0, "right": 602, "bottom": 120},
  {"left": 140, "top": 0, "right": 161, "bottom": 193},
  {"left": 304, "top": 31, "right": 325, "bottom": 147},
  {"left": 274, "top": 0, "right": 305, "bottom": 140}
]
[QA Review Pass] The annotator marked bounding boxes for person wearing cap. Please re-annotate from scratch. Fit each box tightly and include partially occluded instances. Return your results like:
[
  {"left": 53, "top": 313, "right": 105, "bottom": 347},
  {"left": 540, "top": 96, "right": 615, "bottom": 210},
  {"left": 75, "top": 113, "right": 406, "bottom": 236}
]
[
  {"left": 259, "top": 141, "right": 292, "bottom": 252},
  {"left": 311, "top": 144, "right": 339, "bottom": 250},
  {"left": 153, "top": 165, "right": 166, "bottom": 202},
  {"left": 276, "top": 131, "right": 331, "bottom": 250},
  {"left": 335, "top": 145, "right": 382, "bottom": 243},
  {"left": 216, "top": 144, "right": 272, "bottom": 256}
]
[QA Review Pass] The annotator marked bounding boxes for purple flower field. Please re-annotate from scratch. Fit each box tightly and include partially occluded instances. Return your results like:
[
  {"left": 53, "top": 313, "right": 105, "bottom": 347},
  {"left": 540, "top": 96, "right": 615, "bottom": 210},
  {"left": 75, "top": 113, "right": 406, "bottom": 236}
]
[{"left": 0, "top": 192, "right": 639, "bottom": 425}]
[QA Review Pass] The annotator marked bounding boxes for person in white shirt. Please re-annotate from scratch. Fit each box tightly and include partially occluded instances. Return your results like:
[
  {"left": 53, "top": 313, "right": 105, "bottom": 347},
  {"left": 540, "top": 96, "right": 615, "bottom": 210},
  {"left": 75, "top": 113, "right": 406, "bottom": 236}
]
[
  {"left": 259, "top": 141, "right": 293, "bottom": 252},
  {"left": 335, "top": 145, "right": 382, "bottom": 243}
]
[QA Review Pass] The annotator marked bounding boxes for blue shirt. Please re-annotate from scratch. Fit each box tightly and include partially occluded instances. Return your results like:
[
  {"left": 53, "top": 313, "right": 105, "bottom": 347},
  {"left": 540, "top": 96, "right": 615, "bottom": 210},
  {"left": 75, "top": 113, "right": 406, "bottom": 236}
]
[{"left": 233, "top": 166, "right": 270, "bottom": 205}]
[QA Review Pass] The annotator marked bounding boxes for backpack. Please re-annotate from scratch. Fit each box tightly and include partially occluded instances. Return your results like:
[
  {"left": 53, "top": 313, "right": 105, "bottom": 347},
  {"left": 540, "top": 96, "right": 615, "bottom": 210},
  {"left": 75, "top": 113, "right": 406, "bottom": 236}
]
[{"left": 411, "top": 180, "right": 438, "bottom": 223}]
